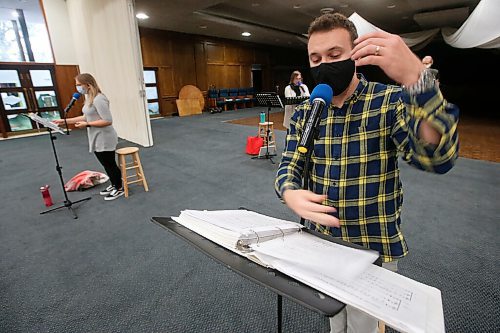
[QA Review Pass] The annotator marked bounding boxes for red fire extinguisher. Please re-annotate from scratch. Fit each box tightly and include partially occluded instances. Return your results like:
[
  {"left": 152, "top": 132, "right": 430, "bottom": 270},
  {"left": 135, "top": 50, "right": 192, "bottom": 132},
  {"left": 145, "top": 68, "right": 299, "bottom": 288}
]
[{"left": 40, "top": 185, "right": 54, "bottom": 207}]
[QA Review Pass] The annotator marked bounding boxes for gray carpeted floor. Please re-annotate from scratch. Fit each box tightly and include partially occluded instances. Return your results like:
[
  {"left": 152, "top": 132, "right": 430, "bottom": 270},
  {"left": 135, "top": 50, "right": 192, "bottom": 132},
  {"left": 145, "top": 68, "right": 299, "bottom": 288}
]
[{"left": 1, "top": 108, "right": 499, "bottom": 333}]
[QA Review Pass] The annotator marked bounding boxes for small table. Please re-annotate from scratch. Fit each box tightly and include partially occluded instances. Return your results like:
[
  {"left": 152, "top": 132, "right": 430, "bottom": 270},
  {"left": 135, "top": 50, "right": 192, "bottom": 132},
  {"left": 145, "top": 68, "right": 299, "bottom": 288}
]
[{"left": 151, "top": 216, "right": 381, "bottom": 333}]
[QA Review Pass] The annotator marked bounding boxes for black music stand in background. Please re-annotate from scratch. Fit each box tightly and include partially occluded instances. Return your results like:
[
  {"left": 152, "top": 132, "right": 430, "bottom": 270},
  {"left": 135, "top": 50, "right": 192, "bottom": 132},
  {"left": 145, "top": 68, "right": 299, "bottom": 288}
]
[
  {"left": 284, "top": 96, "right": 309, "bottom": 106},
  {"left": 253, "top": 92, "right": 284, "bottom": 164},
  {"left": 24, "top": 114, "right": 91, "bottom": 219}
]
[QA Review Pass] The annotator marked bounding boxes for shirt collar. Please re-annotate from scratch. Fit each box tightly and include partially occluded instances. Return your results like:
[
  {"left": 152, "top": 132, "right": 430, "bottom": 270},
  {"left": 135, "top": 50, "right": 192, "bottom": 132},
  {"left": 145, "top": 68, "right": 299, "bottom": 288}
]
[{"left": 345, "top": 73, "right": 368, "bottom": 103}]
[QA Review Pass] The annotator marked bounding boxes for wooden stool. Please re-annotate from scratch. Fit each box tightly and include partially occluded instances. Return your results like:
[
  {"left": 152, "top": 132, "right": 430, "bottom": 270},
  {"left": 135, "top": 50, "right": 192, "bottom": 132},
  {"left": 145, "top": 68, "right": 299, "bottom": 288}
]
[
  {"left": 258, "top": 121, "right": 277, "bottom": 156},
  {"left": 378, "top": 321, "right": 385, "bottom": 333},
  {"left": 116, "top": 147, "right": 149, "bottom": 197},
  {"left": 258, "top": 121, "right": 276, "bottom": 147}
]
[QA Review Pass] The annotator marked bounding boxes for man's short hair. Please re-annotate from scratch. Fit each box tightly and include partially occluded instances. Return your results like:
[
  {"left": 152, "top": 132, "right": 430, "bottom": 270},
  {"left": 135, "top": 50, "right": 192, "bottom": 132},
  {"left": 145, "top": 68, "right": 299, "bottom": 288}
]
[{"left": 308, "top": 13, "right": 358, "bottom": 46}]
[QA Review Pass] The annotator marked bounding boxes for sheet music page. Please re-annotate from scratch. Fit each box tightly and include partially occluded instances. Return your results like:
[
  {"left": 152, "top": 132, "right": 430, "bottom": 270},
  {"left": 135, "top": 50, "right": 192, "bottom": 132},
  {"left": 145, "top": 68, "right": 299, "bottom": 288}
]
[
  {"left": 26, "top": 113, "right": 65, "bottom": 134},
  {"left": 254, "top": 244, "right": 444, "bottom": 333},
  {"left": 251, "top": 232, "right": 378, "bottom": 281},
  {"left": 181, "top": 210, "right": 301, "bottom": 235}
]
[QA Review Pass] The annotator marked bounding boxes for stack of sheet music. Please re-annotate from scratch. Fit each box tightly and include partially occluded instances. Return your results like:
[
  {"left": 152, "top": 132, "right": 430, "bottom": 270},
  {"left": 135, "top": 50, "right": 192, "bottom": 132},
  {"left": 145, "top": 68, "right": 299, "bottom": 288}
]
[{"left": 172, "top": 209, "right": 445, "bottom": 333}]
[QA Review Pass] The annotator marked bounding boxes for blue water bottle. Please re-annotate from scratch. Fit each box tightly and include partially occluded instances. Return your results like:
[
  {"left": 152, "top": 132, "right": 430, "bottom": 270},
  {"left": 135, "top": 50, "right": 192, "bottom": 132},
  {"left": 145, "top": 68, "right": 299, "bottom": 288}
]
[{"left": 260, "top": 111, "right": 266, "bottom": 123}]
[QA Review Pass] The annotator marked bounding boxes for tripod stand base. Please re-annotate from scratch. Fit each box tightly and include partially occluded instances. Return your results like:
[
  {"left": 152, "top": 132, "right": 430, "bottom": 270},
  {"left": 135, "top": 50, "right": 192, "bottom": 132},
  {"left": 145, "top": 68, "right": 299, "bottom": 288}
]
[
  {"left": 40, "top": 196, "right": 91, "bottom": 219},
  {"left": 252, "top": 143, "right": 277, "bottom": 164},
  {"left": 252, "top": 152, "right": 277, "bottom": 164}
]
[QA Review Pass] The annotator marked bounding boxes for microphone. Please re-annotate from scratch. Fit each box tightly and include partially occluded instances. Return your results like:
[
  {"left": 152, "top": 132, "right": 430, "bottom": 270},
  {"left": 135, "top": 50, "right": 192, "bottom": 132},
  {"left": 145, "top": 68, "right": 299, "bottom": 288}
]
[
  {"left": 63, "top": 92, "right": 81, "bottom": 113},
  {"left": 297, "top": 84, "right": 333, "bottom": 154}
]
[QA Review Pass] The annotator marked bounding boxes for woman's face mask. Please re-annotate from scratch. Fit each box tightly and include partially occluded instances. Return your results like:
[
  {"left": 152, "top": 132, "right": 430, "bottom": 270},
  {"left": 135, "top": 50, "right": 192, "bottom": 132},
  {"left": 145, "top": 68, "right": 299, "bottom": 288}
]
[
  {"left": 310, "top": 58, "right": 355, "bottom": 95},
  {"left": 76, "top": 85, "right": 88, "bottom": 95}
]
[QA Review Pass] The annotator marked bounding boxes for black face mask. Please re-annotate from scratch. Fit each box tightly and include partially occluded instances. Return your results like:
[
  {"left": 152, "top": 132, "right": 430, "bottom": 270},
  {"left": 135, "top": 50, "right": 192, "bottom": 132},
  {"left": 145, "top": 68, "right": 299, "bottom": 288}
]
[{"left": 310, "top": 58, "right": 355, "bottom": 95}]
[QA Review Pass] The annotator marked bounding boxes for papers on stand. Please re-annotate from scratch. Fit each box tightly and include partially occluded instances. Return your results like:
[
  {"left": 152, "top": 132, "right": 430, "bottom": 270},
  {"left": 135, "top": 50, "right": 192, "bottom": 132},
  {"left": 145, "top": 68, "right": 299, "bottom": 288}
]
[
  {"left": 24, "top": 113, "right": 66, "bottom": 134},
  {"left": 171, "top": 209, "right": 445, "bottom": 333},
  {"left": 172, "top": 209, "right": 302, "bottom": 253}
]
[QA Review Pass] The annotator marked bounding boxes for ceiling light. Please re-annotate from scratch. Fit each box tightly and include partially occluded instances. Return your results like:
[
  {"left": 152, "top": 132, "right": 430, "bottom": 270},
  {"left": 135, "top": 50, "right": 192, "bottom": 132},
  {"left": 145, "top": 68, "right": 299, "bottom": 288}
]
[
  {"left": 136, "top": 13, "right": 149, "bottom": 20},
  {"left": 387, "top": 4, "right": 396, "bottom": 9},
  {"left": 241, "top": 32, "right": 251, "bottom": 37},
  {"left": 320, "top": 8, "right": 335, "bottom": 14},
  {"left": 293, "top": 4, "right": 301, "bottom": 9},
  {"left": 199, "top": 25, "right": 207, "bottom": 29},
  {"left": 340, "top": 4, "right": 349, "bottom": 8}
]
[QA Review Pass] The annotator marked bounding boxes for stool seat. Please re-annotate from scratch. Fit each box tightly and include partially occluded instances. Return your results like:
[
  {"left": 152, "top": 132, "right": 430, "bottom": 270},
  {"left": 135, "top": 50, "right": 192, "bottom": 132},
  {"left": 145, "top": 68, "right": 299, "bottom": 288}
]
[
  {"left": 116, "top": 146, "right": 148, "bottom": 197},
  {"left": 116, "top": 147, "right": 139, "bottom": 155},
  {"left": 258, "top": 121, "right": 274, "bottom": 126}
]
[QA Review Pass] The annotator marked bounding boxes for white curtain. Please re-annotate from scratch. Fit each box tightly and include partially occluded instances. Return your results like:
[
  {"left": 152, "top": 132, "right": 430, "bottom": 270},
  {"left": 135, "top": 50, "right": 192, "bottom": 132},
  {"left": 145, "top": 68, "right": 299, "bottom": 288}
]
[
  {"left": 401, "top": 29, "right": 440, "bottom": 49},
  {"left": 66, "top": 0, "right": 153, "bottom": 147},
  {"left": 442, "top": 0, "right": 500, "bottom": 49}
]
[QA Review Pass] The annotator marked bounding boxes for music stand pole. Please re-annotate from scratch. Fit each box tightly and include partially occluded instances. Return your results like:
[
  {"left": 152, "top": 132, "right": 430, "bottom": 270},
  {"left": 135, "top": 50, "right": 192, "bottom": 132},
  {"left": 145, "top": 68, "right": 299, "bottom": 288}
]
[
  {"left": 40, "top": 127, "right": 91, "bottom": 219},
  {"left": 263, "top": 100, "right": 274, "bottom": 163}
]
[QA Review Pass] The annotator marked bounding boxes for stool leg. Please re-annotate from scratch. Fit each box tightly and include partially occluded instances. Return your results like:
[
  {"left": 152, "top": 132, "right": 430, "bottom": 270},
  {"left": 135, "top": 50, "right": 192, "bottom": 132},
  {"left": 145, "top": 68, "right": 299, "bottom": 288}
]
[
  {"left": 134, "top": 153, "right": 149, "bottom": 192},
  {"left": 119, "top": 154, "right": 129, "bottom": 198}
]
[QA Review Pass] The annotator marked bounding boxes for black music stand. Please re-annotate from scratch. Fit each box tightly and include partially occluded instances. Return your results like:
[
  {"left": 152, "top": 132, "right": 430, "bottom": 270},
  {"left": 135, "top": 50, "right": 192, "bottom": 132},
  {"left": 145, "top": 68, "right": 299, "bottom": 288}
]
[
  {"left": 253, "top": 92, "right": 284, "bottom": 164},
  {"left": 151, "top": 216, "right": 381, "bottom": 333},
  {"left": 284, "top": 96, "right": 309, "bottom": 106},
  {"left": 24, "top": 114, "right": 91, "bottom": 219}
]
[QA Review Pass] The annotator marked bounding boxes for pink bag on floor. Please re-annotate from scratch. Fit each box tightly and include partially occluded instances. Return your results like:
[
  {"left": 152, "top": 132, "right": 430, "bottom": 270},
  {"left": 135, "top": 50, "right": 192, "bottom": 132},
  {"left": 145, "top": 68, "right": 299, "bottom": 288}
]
[{"left": 65, "top": 170, "right": 109, "bottom": 191}]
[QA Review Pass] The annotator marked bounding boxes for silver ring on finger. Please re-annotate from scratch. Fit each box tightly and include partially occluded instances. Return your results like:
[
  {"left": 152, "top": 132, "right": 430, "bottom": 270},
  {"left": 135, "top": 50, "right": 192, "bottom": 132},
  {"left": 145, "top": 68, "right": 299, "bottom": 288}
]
[{"left": 375, "top": 45, "right": 380, "bottom": 56}]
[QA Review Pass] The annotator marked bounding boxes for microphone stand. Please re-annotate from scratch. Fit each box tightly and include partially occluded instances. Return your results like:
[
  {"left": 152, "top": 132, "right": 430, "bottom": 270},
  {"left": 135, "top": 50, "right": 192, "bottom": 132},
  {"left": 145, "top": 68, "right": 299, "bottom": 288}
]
[
  {"left": 63, "top": 102, "right": 73, "bottom": 135},
  {"left": 40, "top": 127, "right": 91, "bottom": 219},
  {"left": 39, "top": 96, "right": 90, "bottom": 219}
]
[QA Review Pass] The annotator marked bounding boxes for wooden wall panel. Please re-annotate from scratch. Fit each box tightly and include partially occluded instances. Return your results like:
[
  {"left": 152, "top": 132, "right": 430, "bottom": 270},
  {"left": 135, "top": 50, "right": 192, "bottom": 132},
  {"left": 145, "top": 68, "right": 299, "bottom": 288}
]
[
  {"left": 173, "top": 40, "right": 197, "bottom": 92},
  {"left": 157, "top": 67, "right": 176, "bottom": 97},
  {"left": 160, "top": 97, "right": 177, "bottom": 116},
  {"left": 238, "top": 48, "right": 253, "bottom": 64},
  {"left": 226, "top": 65, "right": 240, "bottom": 88},
  {"left": 54, "top": 64, "right": 83, "bottom": 119},
  {"left": 240, "top": 65, "right": 252, "bottom": 87},
  {"left": 206, "top": 64, "right": 225, "bottom": 89},
  {"left": 205, "top": 43, "right": 224, "bottom": 63},
  {"left": 255, "top": 49, "right": 269, "bottom": 65},
  {"left": 224, "top": 45, "right": 239, "bottom": 63},
  {"left": 141, "top": 32, "right": 173, "bottom": 67},
  {"left": 194, "top": 42, "right": 207, "bottom": 90}
]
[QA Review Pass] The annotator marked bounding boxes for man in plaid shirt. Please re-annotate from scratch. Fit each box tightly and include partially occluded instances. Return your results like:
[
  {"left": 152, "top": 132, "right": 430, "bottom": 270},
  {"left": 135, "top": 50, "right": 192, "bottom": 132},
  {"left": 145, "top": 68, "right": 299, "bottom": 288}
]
[{"left": 275, "top": 13, "right": 458, "bottom": 333}]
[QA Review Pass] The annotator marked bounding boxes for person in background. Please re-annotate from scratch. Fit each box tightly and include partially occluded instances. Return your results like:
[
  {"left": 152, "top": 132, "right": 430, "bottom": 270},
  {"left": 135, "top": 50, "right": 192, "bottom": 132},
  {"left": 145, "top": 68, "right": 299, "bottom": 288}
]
[
  {"left": 275, "top": 13, "right": 459, "bottom": 333},
  {"left": 283, "top": 70, "right": 310, "bottom": 130},
  {"left": 422, "top": 55, "right": 440, "bottom": 84},
  {"left": 54, "top": 73, "right": 123, "bottom": 201}
]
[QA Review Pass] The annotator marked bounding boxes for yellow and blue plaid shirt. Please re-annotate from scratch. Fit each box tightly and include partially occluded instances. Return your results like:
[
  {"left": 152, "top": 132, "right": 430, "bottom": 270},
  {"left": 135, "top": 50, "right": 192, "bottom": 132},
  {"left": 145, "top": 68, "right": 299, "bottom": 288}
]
[{"left": 275, "top": 74, "right": 459, "bottom": 262}]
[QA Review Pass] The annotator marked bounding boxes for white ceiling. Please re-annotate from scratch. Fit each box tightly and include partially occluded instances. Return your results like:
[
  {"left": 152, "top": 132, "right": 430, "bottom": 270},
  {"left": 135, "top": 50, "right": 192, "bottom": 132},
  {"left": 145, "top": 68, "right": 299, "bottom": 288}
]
[{"left": 134, "top": 0, "right": 481, "bottom": 48}]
